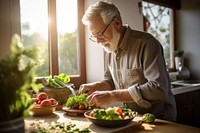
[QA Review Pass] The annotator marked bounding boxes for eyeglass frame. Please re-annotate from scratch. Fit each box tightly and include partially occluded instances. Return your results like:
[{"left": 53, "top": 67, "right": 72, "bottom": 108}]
[{"left": 89, "top": 17, "right": 115, "bottom": 42}]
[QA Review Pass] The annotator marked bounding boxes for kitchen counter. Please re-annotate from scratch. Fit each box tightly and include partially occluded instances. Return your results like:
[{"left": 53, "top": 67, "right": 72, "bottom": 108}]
[
  {"left": 171, "top": 83, "right": 200, "bottom": 127},
  {"left": 25, "top": 110, "right": 200, "bottom": 133},
  {"left": 171, "top": 84, "right": 200, "bottom": 95}
]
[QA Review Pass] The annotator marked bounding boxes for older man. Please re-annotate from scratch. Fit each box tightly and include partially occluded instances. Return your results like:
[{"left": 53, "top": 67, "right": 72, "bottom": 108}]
[{"left": 79, "top": 1, "right": 176, "bottom": 121}]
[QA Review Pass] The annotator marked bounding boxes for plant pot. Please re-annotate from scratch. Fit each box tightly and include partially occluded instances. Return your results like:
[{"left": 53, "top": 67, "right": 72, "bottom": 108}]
[
  {"left": 175, "top": 57, "right": 184, "bottom": 71},
  {"left": 43, "top": 86, "right": 72, "bottom": 110},
  {"left": 0, "top": 117, "right": 24, "bottom": 133}
]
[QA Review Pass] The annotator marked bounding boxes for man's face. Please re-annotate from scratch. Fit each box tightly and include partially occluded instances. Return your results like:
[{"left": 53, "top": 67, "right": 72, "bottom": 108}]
[
  {"left": 102, "top": 26, "right": 120, "bottom": 53},
  {"left": 88, "top": 16, "right": 120, "bottom": 53}
]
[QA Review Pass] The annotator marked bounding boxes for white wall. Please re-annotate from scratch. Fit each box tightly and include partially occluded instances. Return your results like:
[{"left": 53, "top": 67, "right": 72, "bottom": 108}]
[
  {"left": 113, "top": 0, "right": 143, "bottom": 31},
  {"left": 84, "top": 0, "right": 143, "bottom": 83},
  {"left": 175, "top": 0, "right": 200, "bottom": 79}
]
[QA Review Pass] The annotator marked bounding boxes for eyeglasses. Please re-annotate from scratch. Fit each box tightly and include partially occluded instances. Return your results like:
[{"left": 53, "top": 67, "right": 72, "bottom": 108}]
[{"left": 89, "top": 17, "right": 114, "bottom": 42}]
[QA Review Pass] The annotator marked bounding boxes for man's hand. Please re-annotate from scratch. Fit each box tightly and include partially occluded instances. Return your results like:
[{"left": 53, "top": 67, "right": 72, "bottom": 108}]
[
  {"left": 86, "top": 91, "right": 114, "bottom": 107},
  {"left": 79, "top": 81, "right": 112, "bottom": 95},
  {"left": 79, "top": 83, "right": 99, "bottom": 95}
]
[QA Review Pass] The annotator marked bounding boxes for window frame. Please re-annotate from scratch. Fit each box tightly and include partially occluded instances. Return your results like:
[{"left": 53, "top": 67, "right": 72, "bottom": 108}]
[
  {"left": 23, "top": 0, "right": 86, "bottom": 88},
  {"left": 141, "top": 0, "right": 176, "bottom": 71}
]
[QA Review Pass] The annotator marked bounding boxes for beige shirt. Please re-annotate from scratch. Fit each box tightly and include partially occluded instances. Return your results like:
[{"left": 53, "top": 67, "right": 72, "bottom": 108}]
[{"left": 104, "top": 26, "right": 177, "bottom": 121}]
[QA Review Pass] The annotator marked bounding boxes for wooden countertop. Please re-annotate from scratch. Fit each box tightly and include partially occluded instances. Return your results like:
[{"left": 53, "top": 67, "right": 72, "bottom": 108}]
[
  {"left": 115, "top": 119, "right": 200, "bottom": 133},
  {"left": 25, "top": 110, "right": 200, "bottom": 133},
  {"left": 171, "top": 84, "right": 200, "bottom": 95}
]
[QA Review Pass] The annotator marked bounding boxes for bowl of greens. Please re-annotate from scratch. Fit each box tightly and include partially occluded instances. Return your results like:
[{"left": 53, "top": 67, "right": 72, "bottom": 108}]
[
  {"left": 42, "top": 73, "right": 75, "bottom": 110},
  {"left": 84, "top": 106, "right": 137, "bottom": 127},
  {"left": 63, "top": 94, "right": 94, "bottom": 116}
]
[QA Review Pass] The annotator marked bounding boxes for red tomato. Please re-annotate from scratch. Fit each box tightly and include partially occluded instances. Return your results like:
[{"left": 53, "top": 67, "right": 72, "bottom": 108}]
[
  {"left": 32, "top": 98, "right": 40, "bottom": 104},
  {"left": 37, "top": 92, "right": 48, "bottom": 101},
  {"left": 78, "top": 104, "right": 85, "bottom": 110},
  {"left": 73, "top": 103, "right": 79, "bottom": 109},
  {"left": 115, "top": 107, "right": 123, "bottom": 115},
  {"left": 89, "top": 111, "right": 94, "bottom": 117},
  {"left": 40, "top": 99, "right": 52, "bottom": 107},
  {"left": 37, "top": 100, "right": 41, "bottom": 104},
  {"left": 121, "top": 113, "right": 127, "bottom": 119},
  {"left": 49, "top": 98, "right": 56, "bottom": 105}
]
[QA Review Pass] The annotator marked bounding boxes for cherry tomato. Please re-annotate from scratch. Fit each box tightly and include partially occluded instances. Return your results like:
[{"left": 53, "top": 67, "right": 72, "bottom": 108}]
[
  {"left": 49, "top": 98, "right": 56, "bottom": 105},
  {"left": 78, "top": 104, "right": 85, "bottom": 110},
  {"left": 73, "top": 103, "right": 79, "bottom": 109},
  {"left": 89, "top": 111, "right": 94, "bottom": 117},
  {"left": 121, "top": 113, "right": 127, "bottom": 119},
  {"left": 37, "top": 92, "right": 48, "bottom": 101},
  {"left": 37, "top": 100, "right": 41, "bottom": 104},
  {"left": 40, "top": 99, "right": 52, "bottom": 107},
  {"left": 32, "top": 98, "right": 40, "bottom": 104},
  {"left": 115, "top": 107, "right": 123, "bottom": 115}
]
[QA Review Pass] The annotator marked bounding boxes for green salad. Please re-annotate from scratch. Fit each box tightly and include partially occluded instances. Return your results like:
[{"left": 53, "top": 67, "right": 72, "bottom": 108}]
[
  {"left": 66, "top": 94, "right": 92, "bottom": 110},
  {"left": 89, "top": 106, "right": 137, "bottom": 120}
]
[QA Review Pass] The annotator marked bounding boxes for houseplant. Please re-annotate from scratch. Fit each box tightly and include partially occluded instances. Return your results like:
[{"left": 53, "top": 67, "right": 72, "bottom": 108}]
[
  {"left": 0, "top": 34, "right": 42, "bottom": 132},
  {"left": 174, "top": 50, "right": 184, "bottom": 57},
  {"left": 174, "top": 50, "right": 184, "bottom": 70}
]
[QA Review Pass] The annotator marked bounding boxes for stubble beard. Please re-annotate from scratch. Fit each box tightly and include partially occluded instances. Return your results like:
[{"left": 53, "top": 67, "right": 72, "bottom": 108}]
[{"left": 103, "top": 27, "right": 120, "bottom": 53}]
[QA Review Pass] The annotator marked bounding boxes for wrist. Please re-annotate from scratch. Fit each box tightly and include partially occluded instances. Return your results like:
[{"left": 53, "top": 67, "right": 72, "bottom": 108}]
[
  {"left": 109, "top": 91, "right": 117, "bottom": 102},
  {"left": 95, "top": 81, "right": 112, "bottom": 91}
]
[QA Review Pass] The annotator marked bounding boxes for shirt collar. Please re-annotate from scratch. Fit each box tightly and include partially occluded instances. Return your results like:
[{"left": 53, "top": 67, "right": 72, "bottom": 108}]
[{"left": 116, "top": 25, "right": 132, "bottom": 53}]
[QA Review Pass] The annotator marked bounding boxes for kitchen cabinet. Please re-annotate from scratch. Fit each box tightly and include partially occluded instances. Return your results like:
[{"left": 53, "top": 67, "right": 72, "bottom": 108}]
[{"left": 174, "top": 87, "right": 200, "bottom": 127}]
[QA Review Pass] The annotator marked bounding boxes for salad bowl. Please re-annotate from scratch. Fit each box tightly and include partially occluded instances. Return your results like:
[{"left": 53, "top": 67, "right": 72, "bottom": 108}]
[{"left": 84, "top": 110, "right": 136, "bottom": 127}]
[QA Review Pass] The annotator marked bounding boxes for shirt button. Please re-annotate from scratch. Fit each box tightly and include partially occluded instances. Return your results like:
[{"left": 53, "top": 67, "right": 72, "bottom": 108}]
[{"left": 116, "top": 56, "right": 120, "bottom": 60}]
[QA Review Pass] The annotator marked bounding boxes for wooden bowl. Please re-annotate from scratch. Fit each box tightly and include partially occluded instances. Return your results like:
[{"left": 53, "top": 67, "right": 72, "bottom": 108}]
[
  {"left": 31, "top": 103, "right": 58, "bottom": 116},
  {"left": 43, "top": 86, "right": 72, "bottom": 109}
]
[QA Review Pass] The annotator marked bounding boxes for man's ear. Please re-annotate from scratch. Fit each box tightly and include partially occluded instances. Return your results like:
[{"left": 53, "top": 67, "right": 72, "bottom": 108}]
[{"left": 113, "top": 17, "right": 122, "bottom": 29}]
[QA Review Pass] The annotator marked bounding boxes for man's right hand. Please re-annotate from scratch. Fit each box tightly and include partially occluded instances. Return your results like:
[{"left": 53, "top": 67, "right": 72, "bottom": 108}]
[
  {"left": 79, "top": 82, "right": 98, "bottom": 95},
  {"left": 79, "top": 81, "right": 112, "bottom": 95}
]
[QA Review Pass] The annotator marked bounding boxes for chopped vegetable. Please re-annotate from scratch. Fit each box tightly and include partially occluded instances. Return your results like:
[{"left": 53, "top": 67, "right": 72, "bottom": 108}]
[
  {"left": 90, "top": 106, "right": 137, "bottom": 120},
  {"left": 142, "top": 113, "right": 155, "bottom": 123},
  {"left": 66, "top": 94, "right": 90, "bottom": 110},
  {"left": 27, "top": 121, "right": 90, "bottom": 133}
]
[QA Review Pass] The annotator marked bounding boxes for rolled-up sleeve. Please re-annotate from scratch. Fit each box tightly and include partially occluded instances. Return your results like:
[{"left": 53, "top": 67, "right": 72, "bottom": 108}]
[{"left": 128, "top": 84, "right": 152, "bottom": 108}]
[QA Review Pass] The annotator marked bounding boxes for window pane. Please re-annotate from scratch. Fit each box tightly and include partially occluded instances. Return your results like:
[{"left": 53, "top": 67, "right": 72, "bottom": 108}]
[
  {"left": 142, "top": 2, "right": 173, "bottom": 68},
  {"left": 20, "top": 0, "right": 49, "bottom": 76},
  {"left": 56, "top": 0, "right": 79, "bottom": 75}
]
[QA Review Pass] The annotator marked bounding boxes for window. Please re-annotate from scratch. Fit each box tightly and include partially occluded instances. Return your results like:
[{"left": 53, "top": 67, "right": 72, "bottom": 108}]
[
  {"left": 142, "top": 1, "right": 175, "bottom": 70},
  {"left": 20, "top": 0, "right": 86, "bottom": 87}
]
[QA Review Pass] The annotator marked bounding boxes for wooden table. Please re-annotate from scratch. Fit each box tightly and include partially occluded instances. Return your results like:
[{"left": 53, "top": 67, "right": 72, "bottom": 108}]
[
  {"left": 115, "top": 119, "right": 200, "bottom": 133},
  {"left": 25, "top": 110, "right": 200, "bottom": 133}
]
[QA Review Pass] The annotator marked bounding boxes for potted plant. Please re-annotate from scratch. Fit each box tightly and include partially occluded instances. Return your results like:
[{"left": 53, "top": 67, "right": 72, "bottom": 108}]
[
  {"left": 0, "top": 34, "right": 42, "bottom": 133},
  {"left": 174, "top": 50, "right": 184, "bottom": 57},
  {"left": 174, "top": 50, "right": 184, "bottom": 70}
]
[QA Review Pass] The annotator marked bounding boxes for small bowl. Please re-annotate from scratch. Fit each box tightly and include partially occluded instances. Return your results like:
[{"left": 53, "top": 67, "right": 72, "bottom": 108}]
[
  {"left": 62, "top": 106, "right": 92, "bottom": 116},
  {"left": 84, "top": 111, "right": 134, "bottom": 127},
  {"left": 31, "top": 103, "right": 58, "bottom": 116}
]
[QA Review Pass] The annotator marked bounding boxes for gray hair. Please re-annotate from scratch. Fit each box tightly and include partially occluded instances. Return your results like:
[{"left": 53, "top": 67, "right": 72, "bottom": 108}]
[{"left": 82, "top": 0, "right": 121, "bottom": 25}]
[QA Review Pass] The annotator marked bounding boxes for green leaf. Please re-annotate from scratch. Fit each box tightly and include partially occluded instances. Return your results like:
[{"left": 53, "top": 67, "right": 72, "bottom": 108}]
[{"left": 0, "top": 34, "right": 42, "bottom": 121}]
